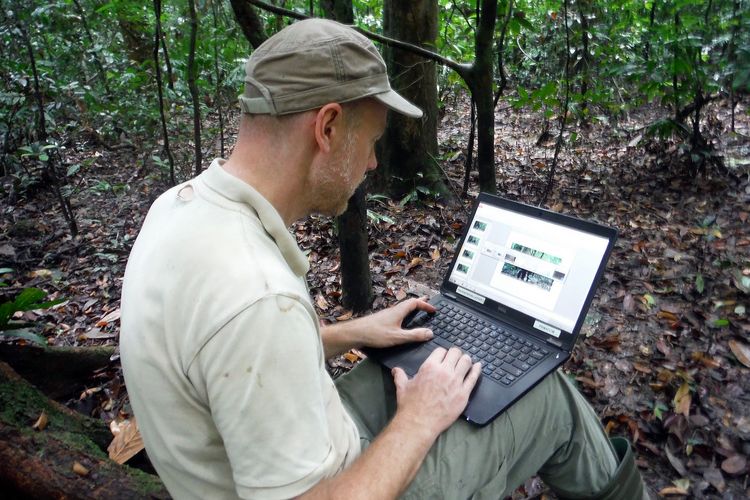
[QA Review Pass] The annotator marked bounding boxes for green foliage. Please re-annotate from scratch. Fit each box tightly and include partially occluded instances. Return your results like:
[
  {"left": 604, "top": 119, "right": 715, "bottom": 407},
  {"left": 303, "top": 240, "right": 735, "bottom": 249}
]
[
  {"left": 1, "top": 0, "right": 747, "bottom": 191},
  {"left": 0, "top": 285, "right": 63, "bottom": 345},
  {"left": 1, "top": 0, "right": 249, "bottom": 185}
]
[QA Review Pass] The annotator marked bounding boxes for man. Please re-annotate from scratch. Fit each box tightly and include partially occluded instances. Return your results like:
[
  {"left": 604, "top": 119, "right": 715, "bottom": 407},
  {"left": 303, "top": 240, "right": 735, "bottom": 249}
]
[{"left": 121, "top": 18, "right": 648, "bottom": 499}]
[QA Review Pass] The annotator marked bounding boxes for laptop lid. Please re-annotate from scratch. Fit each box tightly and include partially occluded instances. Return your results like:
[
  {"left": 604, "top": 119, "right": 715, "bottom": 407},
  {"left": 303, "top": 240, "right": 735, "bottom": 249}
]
[{"left": 441, "top": 193, "right": 617, "bottom": 352}]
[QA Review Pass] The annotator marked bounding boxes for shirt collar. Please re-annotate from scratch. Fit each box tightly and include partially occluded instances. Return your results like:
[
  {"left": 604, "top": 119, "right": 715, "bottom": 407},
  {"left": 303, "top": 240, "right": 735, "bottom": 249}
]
[{"left": 200, "top": 159, "right": 310, "bottom": 277}]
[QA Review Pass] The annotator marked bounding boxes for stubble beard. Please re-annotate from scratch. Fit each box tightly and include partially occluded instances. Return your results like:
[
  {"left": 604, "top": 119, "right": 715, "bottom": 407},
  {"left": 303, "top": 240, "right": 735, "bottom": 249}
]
[{"left": 313, "top": 127, "right": 358, "bottom": 217}]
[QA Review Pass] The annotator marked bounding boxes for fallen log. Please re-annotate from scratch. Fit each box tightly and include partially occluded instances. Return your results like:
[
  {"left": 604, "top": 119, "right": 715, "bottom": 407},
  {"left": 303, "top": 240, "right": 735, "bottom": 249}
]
[
  {"left": 0, "top": 344, "right": 115, "bottom": 400},
  {"left": 0, "top": 361, "right": 169, "bottom": 499}
]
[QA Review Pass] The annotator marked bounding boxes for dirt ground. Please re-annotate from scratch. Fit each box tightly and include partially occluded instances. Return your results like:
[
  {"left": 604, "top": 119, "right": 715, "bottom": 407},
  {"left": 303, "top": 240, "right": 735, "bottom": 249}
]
[{"left": 1, "top": 93, "right": 749, "bottom": 498}]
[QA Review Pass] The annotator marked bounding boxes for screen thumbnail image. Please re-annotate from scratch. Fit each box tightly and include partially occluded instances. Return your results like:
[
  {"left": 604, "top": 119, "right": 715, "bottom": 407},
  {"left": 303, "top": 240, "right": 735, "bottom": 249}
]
[
  {"left": 510, "top": 242, "right": 562, "bottom": 265},
  {"left": 473, "top": 221, "right": 488, "bottom": 231},
  {"left": 501, "top": 262, "right": 554, "bottom": 291},
  {"left": 462, "top": 249, "right": 475, "bottom": 259},
  {"left": 467, "top": 235, "right": 480, "bottom": 245},
  {"left": 457, "top": 263, "right": 470, "bottom": 274}
]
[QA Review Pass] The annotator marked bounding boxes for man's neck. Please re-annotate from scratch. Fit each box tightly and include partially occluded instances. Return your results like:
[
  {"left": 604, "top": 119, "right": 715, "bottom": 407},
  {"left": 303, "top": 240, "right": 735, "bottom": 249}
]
[{"left": 222, "top": 140, "right": 313, "bottom": 227}]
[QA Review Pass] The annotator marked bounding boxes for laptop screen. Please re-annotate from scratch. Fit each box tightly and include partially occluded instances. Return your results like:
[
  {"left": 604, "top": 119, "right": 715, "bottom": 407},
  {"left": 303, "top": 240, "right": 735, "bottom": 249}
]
[{"left": 447, "top": 201, "right": 611, "bottom": 336}]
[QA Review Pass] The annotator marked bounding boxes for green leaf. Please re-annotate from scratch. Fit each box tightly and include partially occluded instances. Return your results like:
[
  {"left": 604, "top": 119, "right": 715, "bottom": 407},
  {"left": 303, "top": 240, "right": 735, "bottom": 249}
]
[
  {"left": 0, "top": 302, "right": 13, "bottom": 329},
  {"left": 38, "top": 154, "right": 49, "bottom": 162},
  {"left": 67, "top": 163, "right": 81, "bottom": 176},
  {"left": 714, "top": 318, "right": 729, "bottom": 327},
  {"left": 644, "top": 293, "right": 655, "bottom": 307},
  {"left": 653, "top": 402, "right": 668, "bottom": 421},
  {"left": 14, "top": 288, "right": 46, "bottom": 310},
  {"left": 695, "top": 273, "right": 704, "bottom": 294},
  {"left": 0, "top": 328, "right": 47, "bottom": 346},
  {"left": 0, "top": 268, "right": 14, "bottom": 274}
]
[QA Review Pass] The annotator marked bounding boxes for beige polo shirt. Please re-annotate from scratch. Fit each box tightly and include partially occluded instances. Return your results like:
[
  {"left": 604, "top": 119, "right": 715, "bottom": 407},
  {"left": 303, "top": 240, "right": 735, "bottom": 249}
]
[{"left": 120, "top": 159, "right": 360, "bottom": 499}]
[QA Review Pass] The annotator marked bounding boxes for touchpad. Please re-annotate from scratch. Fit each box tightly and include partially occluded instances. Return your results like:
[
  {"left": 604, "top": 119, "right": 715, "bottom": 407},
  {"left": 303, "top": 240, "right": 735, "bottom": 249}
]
[{"left": 389, "top": 344, "right": 434, "bottom": 377}]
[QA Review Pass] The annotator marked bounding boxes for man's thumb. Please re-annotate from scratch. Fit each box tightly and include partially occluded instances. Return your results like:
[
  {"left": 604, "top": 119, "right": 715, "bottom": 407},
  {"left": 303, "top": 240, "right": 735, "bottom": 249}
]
[{"left": 392, "top": 367, "right": 408, "bottom": 389}]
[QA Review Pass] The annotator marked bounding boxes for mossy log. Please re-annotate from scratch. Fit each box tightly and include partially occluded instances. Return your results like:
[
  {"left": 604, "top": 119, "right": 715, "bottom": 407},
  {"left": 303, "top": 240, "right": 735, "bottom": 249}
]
[
  {"left": 0, "top": 362, "right": 169, "bottom": 499},
  {"left": 0, "top": 344, "right": 115, "bottom": 399}
]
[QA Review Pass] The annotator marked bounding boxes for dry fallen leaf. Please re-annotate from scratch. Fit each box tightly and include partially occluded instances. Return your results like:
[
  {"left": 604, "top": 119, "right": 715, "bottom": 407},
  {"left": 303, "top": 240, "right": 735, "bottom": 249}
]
[
  {"left": 623, "top": 293, "right": 635, "bottom": 313},
  {"left": 29, "top": 269, "right": 53, "bottom": 278},
  {"left": 703, "top": 467, "right": 725, "bottom": 493},
  {"left": 107, "top": 418, "right": 144, "bottom": 465},
  {"left": 632, "top": 362, "right": 653, "bottom": 374},
  {"left": 343, "top": 352, "right": 359, "bottom": 363},
  {"left": 32, "top": 410, "right": 48, "bottom": 431},
  {"left": 335, "top": 311, "right": 353, "bottom": 321},
  {"left": 96, "top": 308, "right": 121, "bottom": 327},
  {"left": 82, "top": 328, "right": 118, "bottom": 340},
  {"left": 315, "top": 295, "right": 329, "bottom": 311},
  {"left": 721, "top": 455, "right": 747, "bottom": 475},
  {"left": 665, "top": 446, "right": 688, "bottom": 476},
  {"left": 728, "top": 339, "right": 750, "bottom": 368},
  {"left": 674, "top": 382, "right": 691, "bottom": 417},
  {"left": 658, "top": 486, "right": 688, "bottom": 496},
  {"left": 72, "top": 461, "right": 90, "bottom": 476}
]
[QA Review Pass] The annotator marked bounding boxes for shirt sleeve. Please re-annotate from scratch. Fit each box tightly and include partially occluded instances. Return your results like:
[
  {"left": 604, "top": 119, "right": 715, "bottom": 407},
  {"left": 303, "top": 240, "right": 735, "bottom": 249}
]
[{"left": 187, "top": 294, "right": 343, "bottom": 499}]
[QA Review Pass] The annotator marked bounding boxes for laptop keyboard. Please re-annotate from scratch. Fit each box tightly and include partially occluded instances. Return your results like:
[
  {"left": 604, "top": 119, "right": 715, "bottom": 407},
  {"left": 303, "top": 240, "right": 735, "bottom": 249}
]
[{"left": 425, "top": 302, "right": 550, "bottom": 387}]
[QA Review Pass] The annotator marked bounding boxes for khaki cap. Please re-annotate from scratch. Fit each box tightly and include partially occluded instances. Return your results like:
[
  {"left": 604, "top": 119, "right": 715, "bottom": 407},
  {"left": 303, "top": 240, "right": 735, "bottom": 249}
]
[{"left": 239, "top": 18, "right": 423, "bottom": 118}]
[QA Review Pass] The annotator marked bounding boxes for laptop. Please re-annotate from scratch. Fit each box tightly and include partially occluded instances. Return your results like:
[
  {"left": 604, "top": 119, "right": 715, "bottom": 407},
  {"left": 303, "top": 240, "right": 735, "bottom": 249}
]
[{"left": 365, "top": 193, "right": 617, "bottom": 426}]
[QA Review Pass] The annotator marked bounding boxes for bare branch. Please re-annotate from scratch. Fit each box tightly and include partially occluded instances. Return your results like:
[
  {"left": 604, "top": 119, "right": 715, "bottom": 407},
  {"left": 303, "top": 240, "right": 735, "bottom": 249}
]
[{"left": 241, "top": 0, "right": 470, "bottom": 77}]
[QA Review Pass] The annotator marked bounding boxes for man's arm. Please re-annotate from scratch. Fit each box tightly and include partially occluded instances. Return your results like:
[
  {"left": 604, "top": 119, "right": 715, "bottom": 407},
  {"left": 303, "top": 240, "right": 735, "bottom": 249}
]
[
  {"left": 298, "top": 347, "right": 482, "bottom": 500},
  {"left": 320, "top": 298, "right": 436, "bottom": 358}
]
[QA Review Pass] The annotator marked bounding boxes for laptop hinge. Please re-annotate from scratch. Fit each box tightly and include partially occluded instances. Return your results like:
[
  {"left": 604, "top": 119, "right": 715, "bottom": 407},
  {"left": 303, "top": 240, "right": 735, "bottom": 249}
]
[
  {"left": 443, "top": 292, "right": 457, "bottom": 300},
  {"left": 545, "top": 337, "right": 563, "bottom": 349}
]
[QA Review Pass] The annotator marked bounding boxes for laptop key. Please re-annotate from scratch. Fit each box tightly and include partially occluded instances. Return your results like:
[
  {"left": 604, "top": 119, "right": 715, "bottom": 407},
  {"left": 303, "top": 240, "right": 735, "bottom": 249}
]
[
  {"left": 512, "top": 360, "right": 531, "bottom": 372},
  {"left": 501, "top": 363, "right": 523, "bottom": 377},
  {"left": 433, "top": 336, "right": 452, "bottom": 349}
]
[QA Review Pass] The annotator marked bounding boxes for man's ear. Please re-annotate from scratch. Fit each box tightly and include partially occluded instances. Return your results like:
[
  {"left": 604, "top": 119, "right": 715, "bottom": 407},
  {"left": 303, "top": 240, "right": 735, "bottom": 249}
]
[{"left": 313, "top": 103, "right": 344, "bottom": 154}]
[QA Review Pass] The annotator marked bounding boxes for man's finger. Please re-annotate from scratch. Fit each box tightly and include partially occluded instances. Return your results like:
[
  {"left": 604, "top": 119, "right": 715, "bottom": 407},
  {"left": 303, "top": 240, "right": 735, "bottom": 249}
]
[
  {"left": 455, "top": 352, "right": 473, "bottom": 373},
  {"left": 401, "top": 327, "right": 433, "bottom": 342},
  {"left": 443, "top": 346, "right": 464, "bottom": 366},
  {"left": 463, "top": 362, "right": 482, "bottom": 391},
  {"left": 426, "top": 346, "right": 447, "bottom": 362}
]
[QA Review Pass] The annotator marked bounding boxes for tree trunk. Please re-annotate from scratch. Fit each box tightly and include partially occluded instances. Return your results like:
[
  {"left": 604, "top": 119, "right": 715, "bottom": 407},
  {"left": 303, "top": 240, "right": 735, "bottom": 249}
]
[
  {"left": 117, "top": 18, "right": 151, "bottom": 65},
  {"left": 375, "top": 0, "right": 447, "bottom": 200},
  {"left": 0, "top": 362, "right": 169, "bottom": 499},
  {"left": 17, "top": 14, "right": 78, "bottom": 235},
  {"left": 72, "top": 0, "right": 112, "bottom": 97},
  {"left": 320, "top": 0, "right": 373, "bottom": 313},
  {"left": 577, "top": 0, "right": 591, "bottom": 125},
  {"left": 230, "top": 0, "right": 269, "bottom": 49},
  {"left": 212, "top": 0, "right": 226, "bottom": 158},
  {"left": 187, "top": 0, "right": 202, "bottom": 176},
  {"left": 337, "top": 185, "right": 373, "bottom": 312},
  {"left": 153, "top": 0, "right": 176, "bottom": 185},
  {"left": 470, "top": 0, "right": 498, "bottom": 195},
  {"left": 320, "top": 0, "right": 353, "bottom": 23},
  {"left": 494, "top": 0, "right": 514, "bottom": 108}
]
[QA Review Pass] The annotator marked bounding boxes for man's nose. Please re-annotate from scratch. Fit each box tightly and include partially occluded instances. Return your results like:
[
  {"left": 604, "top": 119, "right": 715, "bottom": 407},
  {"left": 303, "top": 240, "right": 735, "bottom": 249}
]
[{"left": 367, "top": 151, "right": 378, "bottom": 171}]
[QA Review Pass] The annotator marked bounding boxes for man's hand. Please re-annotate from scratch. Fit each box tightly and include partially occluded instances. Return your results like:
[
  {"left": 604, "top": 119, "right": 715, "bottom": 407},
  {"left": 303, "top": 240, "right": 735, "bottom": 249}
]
[
  {"left": 355, "top": 297, "right": 436, "bottom": 348},
  {"left": 319, "top": 297, "right": 436, "bottom": 358},
  {"left": 299, "top": 346, "right": 481, "bottom": 500},
  {"left": 392, "top": 347, "right": 482, "bottom": 437}
]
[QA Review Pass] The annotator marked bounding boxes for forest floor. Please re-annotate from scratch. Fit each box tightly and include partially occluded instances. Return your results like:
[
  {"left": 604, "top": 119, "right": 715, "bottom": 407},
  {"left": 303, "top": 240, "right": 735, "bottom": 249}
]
[{"left": 1, "top": 92, "right": 749, "bottom": 498}]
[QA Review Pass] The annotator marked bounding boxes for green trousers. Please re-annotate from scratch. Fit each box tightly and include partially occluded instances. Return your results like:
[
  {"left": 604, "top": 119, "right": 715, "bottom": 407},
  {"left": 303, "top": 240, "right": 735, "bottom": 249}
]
[{"left": 335, "top": 359, "right": 618, "bottom": 499}]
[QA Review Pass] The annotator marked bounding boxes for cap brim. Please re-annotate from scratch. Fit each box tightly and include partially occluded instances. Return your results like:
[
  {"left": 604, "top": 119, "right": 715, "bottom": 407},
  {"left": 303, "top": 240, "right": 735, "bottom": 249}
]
[{"left": 374, "top": 90, "right": 423, "bottom": 119}]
